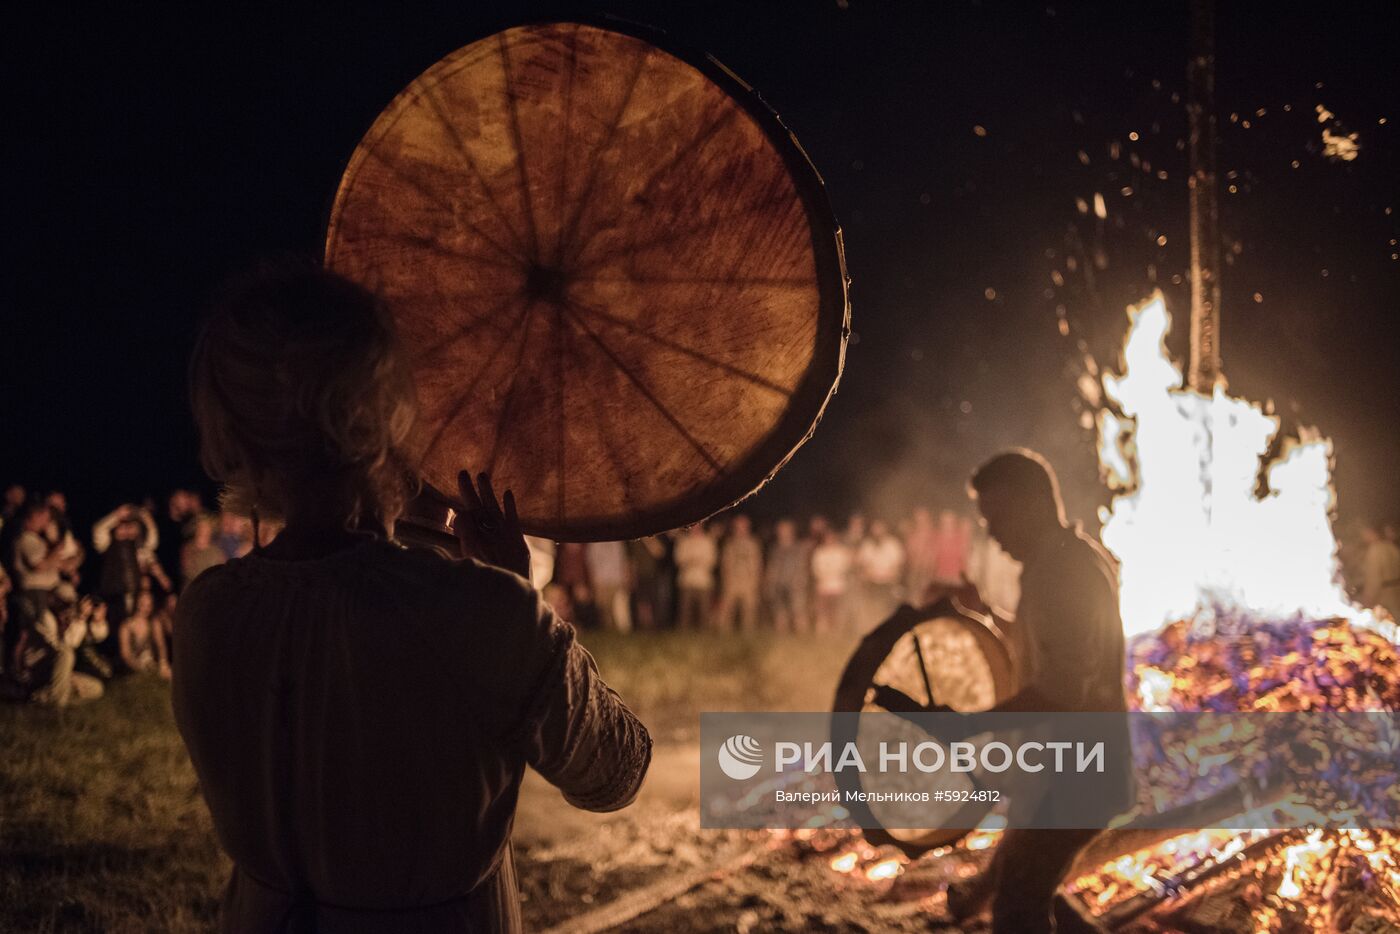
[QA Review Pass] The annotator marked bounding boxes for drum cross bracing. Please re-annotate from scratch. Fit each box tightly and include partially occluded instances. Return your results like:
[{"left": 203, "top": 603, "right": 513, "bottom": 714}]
[
  {"left": 326, "top": 20, "right": 849, "bottom": 540},
  {"left": 832, "top": 599, "right": 1020, "bottom": 854}
]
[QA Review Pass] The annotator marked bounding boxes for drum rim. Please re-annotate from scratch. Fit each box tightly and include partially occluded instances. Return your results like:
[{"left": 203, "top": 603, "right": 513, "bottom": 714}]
[
  {"left": 324, "top": 15, "right": 850, "bottom": 541},
  {"left": 830, "top": 598, "right": 1018, "bottom": 855}
]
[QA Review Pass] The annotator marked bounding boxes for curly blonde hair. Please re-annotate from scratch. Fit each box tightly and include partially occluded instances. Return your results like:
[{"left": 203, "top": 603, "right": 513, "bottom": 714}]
[{"left": 189, "top": 262, "right": 419, "bottom": 531}]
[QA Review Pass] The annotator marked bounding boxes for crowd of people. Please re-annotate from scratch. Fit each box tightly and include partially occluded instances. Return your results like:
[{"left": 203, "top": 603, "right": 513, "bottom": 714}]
[
  {"left": 5, "top": 476, "right": 1397, "bottom": 709},
  {"left": 0, "top": 484, "right": 265, "bottom": 707},
  {"left": 0, "top": 477, "right": 1025, "bottom": 706},
  {"left": 531, "top": 508, "right": 1024, "bottom": 635}
]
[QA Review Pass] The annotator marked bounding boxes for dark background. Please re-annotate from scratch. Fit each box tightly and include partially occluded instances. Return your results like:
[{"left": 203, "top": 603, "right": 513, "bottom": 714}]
[{"left": 3, "top": 1, "right": 1396, "bottom": 536}]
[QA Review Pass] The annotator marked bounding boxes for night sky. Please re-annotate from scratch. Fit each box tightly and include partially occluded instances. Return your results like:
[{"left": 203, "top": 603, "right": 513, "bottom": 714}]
[{"left": 4, "top": 1, "right": 1397, "bottom": 536}]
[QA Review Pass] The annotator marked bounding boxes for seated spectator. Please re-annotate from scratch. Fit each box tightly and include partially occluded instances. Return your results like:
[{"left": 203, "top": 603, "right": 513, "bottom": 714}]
[
  {"left": 15, "top": 602, "right": 104, "bottom": 706},
  {"left": 155, "top": 593, "right": 177, "bottom": 666},
  {"left": 180, "top": 514, "right": 226, "bottom": 589},
  {"left": 72, "top": 596, "right": 113, "bottom": 681},
  {"left": 119, "top": 590, "right": 170, "bottom": 679}
]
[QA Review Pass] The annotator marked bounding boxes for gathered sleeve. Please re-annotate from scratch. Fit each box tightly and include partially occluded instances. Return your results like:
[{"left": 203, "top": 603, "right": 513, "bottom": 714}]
[{"left": 447, "top": 561, "right": 652, "bottom": 813}]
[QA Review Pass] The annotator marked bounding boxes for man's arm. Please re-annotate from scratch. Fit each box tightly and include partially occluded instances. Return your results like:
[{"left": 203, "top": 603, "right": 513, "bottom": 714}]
[
  {"left": 18, "top": 534, "right": 65, "bottom": 574},
  {"left": 92, "top": 508, "right": 125, "bottom": 553},
  {"left": 139, "top": 509, "right": 159, "bottom": 552}
]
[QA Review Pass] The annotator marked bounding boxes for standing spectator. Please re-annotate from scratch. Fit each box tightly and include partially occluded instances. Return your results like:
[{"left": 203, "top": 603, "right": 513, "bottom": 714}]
[
  {"left": 1361, "top": 523, "right": 1400, "bottom": 621},
  {"left": 931, "top": 509, "right": 970, "bottom": 586},
  {"left": 542, "top": 581, "right": 575, "bottom": 623},
  {"left": 119, "top": 590, "right": 170, "bottom": 678},
  {"left": 715, "top": 515, "right": 763, "bottom": 632},
  {"left": 93, "top": 504, "right": 168, "bottom": 624},
  {"left": 42, "top": 491, "right": 84, "bottom": 604},
  {"left": 213, "top": 511, "right": 253, "bottom": 560},
  {"left": 180, "top": 514, "right": 226, "bottom": 589},
  {"left": 525, "top": 536, "right": 556, "bottom": 590},
  {"left": 627, "top": 537, "right": 668, "bottom": 629},
  {"left": 553, "top": 541, "right": 590, "bottom": 606},
  {"left": 13, "top": 502, "right": 64, "bottom": 619},
  {"left": 586, "top": 540, "right": 632, "bottom": 632},
  {"left": 1, "top": 484, "right": 25, "bottom": 524},
  {"left": 967, "top": 525, "right": 1022, "bottom": 615},
  {"left": 155, "top": 593, "right": 178, "bottom": 669},
  {"left": 0, "top": 484, "right": 26, "bottom": 574},
  {"left": 802, "top": 515, "right": 829, "bottom": 621},
  {"left": 0, "top": 561, "right": 11, "bottom": 676},
  {"left": 673, "top": 523, "right": 717, "bottom": 630},
  {"left": 810, "top": 529, "right": 854, "bottom": 634},
  {"left": 903, "top": 507, "right": 940, "bottom": 603},
  {"left": 764, "top": 518, "right": 809, "bottom": 633},
  {"left": 843, "top": 513, "right": 867, "bottom": 547},
  {"left": 856, "top": 519, "right": 905, "bottom": 629},
  {"left": 839, "top": 515, "right": 867, "bottom": 629},
  {"left": 156, "top": 489, "right": 202, "bottom": 579}
]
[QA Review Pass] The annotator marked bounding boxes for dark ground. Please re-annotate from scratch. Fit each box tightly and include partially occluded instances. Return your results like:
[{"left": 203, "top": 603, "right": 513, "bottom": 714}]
[{"left": 0, "top": 631, "right": 888, "bottom": 934}]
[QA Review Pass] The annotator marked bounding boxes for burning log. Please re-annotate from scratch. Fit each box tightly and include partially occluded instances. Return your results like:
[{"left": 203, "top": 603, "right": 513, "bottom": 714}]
[
  {"left": 1097, "top": 829, "right": 1294, "bottom": 929},
  {"left": 1066, "top": 779, "right": 1285, "bottom": 883}
]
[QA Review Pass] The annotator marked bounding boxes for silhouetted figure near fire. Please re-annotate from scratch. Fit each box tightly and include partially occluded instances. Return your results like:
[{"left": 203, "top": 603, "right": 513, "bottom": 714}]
[
  {"left": 878, "top": 449, "right": 1129, "bottom": 933},
  {"left": 173, "top": 264, "right": 651, "bottom": 933},
  {"left": 960, "top": 450, "right": 1129, "bottom": 932}
]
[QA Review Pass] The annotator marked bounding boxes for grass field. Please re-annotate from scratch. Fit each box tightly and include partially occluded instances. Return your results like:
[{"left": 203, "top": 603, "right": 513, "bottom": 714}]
[{"left": 0, "top": 631, "right": 854, "bottom": 933}]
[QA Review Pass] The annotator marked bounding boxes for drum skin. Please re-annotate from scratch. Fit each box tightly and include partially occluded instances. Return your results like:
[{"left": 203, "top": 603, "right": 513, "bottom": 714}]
[
  {"left": 831, "top": 598, "right": 1019, "bottom": 855},
  {"left": 326, "top": 20, "right": 849, "bottom": 541}
]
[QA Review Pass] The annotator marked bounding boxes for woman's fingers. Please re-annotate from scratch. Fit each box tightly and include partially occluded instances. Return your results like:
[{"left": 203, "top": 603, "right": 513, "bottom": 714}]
[
  {"left": 503, "top": 489, "right": 518, "bottom": 527},
  {"left": 457, "top": 470, "right": 484, "bottom": 513},
  {"left": 476, "top": 472, "right": 503, "bottom": 521}
]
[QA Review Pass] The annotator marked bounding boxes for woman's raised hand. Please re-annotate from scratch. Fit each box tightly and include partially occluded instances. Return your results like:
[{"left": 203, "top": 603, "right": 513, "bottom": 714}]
[{"left": 455, "top": 471, "right": 532, "bottom": 581}]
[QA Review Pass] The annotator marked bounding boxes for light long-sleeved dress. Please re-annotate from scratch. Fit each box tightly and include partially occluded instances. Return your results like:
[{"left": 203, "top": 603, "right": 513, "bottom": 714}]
[{"left": 173, "top": 536, "right": 651, "bottom": 932}]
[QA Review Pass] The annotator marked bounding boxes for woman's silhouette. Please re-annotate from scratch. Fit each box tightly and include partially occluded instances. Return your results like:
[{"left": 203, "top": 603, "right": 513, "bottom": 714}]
[{"left": 174, "top": 263, "right": 651, "bottom": 932}]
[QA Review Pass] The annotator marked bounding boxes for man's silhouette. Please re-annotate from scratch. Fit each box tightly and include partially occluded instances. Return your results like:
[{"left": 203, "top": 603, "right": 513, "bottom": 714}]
[{"left": 918, "top": 450, "right": 1129, "bottom": 932}]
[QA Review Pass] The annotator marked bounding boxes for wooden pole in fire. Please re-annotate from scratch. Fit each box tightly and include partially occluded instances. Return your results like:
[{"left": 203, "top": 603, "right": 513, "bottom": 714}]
[{"left": 1186, "top": 0, "right": 1222, "bottom": 392}]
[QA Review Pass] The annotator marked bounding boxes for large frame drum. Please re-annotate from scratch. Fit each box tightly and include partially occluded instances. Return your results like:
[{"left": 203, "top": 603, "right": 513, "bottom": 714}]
[{"left": 326, "top": 19, "right": 849, "bottom": 541}]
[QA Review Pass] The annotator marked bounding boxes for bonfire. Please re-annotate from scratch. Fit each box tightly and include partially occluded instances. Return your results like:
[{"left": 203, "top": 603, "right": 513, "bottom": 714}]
[{"left": 812, "top": 294, "right": 1400, "bottom": 933}]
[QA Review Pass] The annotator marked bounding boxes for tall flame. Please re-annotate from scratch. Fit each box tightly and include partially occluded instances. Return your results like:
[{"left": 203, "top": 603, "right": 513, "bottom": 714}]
[{"left": 1096, "top": 292, "right": 1363, "bottom": 637}]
